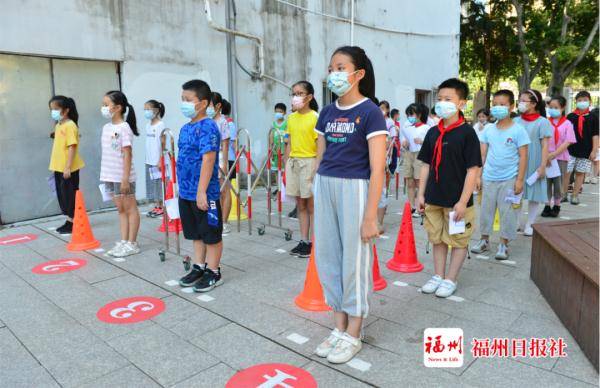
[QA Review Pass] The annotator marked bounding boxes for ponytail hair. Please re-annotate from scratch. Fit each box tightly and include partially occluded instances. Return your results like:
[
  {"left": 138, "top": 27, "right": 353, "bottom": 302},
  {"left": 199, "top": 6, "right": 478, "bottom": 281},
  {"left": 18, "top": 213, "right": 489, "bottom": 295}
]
[
  {"left": 106, "top": 90, "right": 139, "bottom": 135},
  {"left": 146, "top": 99, "right": 165, "bottom": 118},
  {"left": 292, "top": 80, "right": 319, "bottom": 112},
  {"left": 49, "top": 95, "right": 79, "bottom": 125},
  {"left": 332, "top": 46, "right": 376, "bottom": 103},
  {"left": 521, "top": 89, "right": 546, "bottom": 117}
]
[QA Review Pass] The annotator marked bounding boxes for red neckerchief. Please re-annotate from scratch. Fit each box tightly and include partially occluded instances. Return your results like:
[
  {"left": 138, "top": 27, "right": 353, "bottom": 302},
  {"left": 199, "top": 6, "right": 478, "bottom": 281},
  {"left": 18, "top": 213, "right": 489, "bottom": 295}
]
[
  {"left": 431, "top": 115, "right": 465, "bottom": 182},
  {"left": 415, "top": 122, "right": 425, "bottom": 127},
  {"left": 575, "top": 108, "right": 590, "bottom": 138},
  {"left": 550, "top": 116, "right": 567, "bottom": 146},
  {"left": 520, "top": 113, "right": 541, "bottom": 122}
]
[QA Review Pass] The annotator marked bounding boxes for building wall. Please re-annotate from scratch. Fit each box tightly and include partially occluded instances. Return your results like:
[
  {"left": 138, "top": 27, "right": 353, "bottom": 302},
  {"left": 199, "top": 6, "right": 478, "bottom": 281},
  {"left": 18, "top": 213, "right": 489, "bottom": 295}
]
[{"left": 0, "top": 0, "right": 460, "bottom": 223}]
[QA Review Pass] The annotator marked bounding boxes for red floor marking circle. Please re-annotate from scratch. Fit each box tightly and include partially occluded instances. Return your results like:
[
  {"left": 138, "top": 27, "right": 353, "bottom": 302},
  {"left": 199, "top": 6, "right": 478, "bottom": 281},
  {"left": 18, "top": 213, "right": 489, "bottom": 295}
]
[
  {"left": 96, "top": 296, "right": 165, "bottom": 324},
  {"left": 32, "top": 258, "right": 87, "bottom": 274},
  {"left": 226, "top": 363, "right": 317, "bottom": 388},
  {"left": 0, "top": 234, "right": 38, "bottom": 246}
]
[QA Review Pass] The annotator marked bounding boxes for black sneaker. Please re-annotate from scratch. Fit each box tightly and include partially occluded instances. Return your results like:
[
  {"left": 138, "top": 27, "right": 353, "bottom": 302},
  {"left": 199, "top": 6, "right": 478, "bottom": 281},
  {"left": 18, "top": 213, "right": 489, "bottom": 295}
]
[
  {"left": 297, "top": 241, "right": 312, "bottom": 258},
  {"left": 541, "top": 205, "right": 552, "bottom": 217},
  {"left": 550, "top": 205, "right": 560, "bottom": 217},
  {"left": 56, "top": 221, "right": 73, "bottom": 235},
  {"left": 288, "top": 207, "right": 298, "bottom": 219},
  {"left": 179, "top": 264, "right": 205, "bottom": 287},
  {"left": 290, "top": 241, "right": 303, "bottom": 256},
  {"left": 193, "top": 268, "right": 222, "bottom": 292}
]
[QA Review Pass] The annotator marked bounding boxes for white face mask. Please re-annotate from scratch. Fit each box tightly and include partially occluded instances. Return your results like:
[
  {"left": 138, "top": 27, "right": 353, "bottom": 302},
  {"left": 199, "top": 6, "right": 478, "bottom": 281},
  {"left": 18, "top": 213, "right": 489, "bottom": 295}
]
[
  {"left": 101, "top": 106, "right": 113, "bottom": 119},
  {"left": 291, "top": 96, "right": 305, "bottom": 110},
  {"left": 517, "top": 102, "right": 529, "bottom": 113}
]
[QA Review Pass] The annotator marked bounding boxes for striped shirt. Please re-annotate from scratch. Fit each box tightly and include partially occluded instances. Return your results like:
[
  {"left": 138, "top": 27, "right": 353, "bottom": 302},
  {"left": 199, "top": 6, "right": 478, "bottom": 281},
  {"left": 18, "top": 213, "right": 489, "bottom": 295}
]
[{"left": 100, "top": 122, "right": 137, "bottom": 183}]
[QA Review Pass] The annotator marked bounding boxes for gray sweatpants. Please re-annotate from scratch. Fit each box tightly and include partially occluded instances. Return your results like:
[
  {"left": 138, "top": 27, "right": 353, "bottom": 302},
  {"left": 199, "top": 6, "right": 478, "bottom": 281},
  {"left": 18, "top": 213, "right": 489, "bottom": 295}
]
[
  {"left": 313, "top": 174, "right": 372, "bottom": 318},
  {"left": 480, "top": 178, "right": 519, "bottom": 241}
]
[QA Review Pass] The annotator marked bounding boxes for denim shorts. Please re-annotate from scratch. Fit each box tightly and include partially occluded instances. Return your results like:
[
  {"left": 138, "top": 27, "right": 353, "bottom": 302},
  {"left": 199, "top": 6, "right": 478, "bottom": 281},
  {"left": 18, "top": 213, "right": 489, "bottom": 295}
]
[{"left": 104, "top": 181, "right": 137, "bottom": 195}]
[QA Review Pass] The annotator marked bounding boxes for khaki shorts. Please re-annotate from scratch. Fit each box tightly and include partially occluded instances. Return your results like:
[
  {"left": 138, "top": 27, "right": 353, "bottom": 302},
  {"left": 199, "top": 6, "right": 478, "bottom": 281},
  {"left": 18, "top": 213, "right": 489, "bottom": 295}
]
[
  {"left": 402, "top": 151, "right": 423, "bottom": 180},
  {"left": 423, "top": 204, "right": 475, "bottom": 249},
  {"left": 285, "top": 157, "right": 315, "bottom": 198}
]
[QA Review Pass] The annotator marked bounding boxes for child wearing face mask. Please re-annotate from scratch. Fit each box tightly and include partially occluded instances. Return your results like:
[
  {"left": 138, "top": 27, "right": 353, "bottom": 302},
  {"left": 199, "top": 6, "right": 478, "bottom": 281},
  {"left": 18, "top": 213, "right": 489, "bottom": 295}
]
[
  {"left": 471, "top": 90, "right": 530, "bottom": 260},
  {"left": 100, "top": 90, "right": 141, "bottom": 257},
  {"left": 177, "top": 80, "right": 224, "bottom": 292},
  {"left": 542, "top": 96, "right": 575, "bottom": 217},
  {"left": 270, "top": 102, "right": 288, "bottom": 192},
  {"left": 417, "top": 78, "right": 482, "bottom": 298},
  {"left": 143, "top": 99, "right": 166, "bottom": 218},
  {"left": 208, "top": 92, "right": 231, "bottom": 235},
  {"left": 473, "top": 109, "right": 490, "bottom": 140},
  {"left": 48, "top": 95, "right": 85, "bottom": 234},
  {"left": 400, "top": 103, "right": 430, "bottom": 216},
  {"left": 565, "top": 90, "right": 599, "bottom": 205},
  {"left": 285, "top": 81, "right": 319, "bottom": 259},
  {"left": 514, "top": 89, "right": 553, "bottom": 236}
]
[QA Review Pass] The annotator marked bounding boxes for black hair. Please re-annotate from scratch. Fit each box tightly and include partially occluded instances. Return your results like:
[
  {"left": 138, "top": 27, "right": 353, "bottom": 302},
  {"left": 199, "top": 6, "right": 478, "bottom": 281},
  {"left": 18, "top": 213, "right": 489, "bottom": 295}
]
[
  {"left": 146, "top": 99, "right": 165, "bottom": 118},
  {"left": 405, "top": 103, "right": 428, "bottom": 124},
  {"left": 211, "top": 92, "right": 223, "bottom": 111},
  {"left": 106, "top": 90, "right": 138, "bottom": 135},
  {"left": 476, "top": 108, "right": 490, "bottom": 117},
  {"left": 390, "top": 108, "right": 399, "bottom": 119},
  {"left": 275, "top": 102, "right": 287, "bottom": 112},
  {"left": 221, "top": 99, "right": 232, "bottom": 116},
  {"left": 379, "top": 100, "right": 390, "bottom": 110},
  {"left": 292, "top": 80, "right": 319, "bottom": 112},
  {"left": 575, "top": 90, "right": 591, "bottom": 100},
  {"left": 520, "top": 89, "right": 546, "bottom": 116},
  {"left": 332, "top": 46, "right": 376, "bottom": 103},
  {"left": 493, "top": 89, "right": 515, "bottom": 105},
  {"left": 550, "top": 96, "right": 567, "bottom": 115},
  {"left": 182, "top": 79, "right": 212, "bottom": 103},
  {"left": 438, "top": 78, "right": 469, "bottom": 100},
  {"left": 49, "top": 95, "right": 79, "bottom": 125}
]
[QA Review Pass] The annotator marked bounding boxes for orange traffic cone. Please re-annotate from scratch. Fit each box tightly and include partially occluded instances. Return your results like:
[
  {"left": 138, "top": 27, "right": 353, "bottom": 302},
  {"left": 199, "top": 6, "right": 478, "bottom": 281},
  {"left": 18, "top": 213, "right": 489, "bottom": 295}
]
[
  {"left": 387, "top": 201, "right": 424, "bottom": 273},
  {"left": 158, "top": 178, "right": 182, "bottom": 233},
  {"left": 295, "top": 240, "right": 331, "bottom": 312},
  {"left": 67, "top": 190, "right": 100, "bottom": 251},
  {"left": 372, "top": 244, "right": 387, "bottom": 291}
]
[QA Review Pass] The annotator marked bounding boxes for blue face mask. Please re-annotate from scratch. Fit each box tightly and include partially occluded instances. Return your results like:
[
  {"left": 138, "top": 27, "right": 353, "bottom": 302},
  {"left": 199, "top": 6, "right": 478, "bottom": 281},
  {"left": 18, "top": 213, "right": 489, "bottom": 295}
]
[
  {"left": 206, "top": 106, "right": 216, "bottom": 119},
  {"left": 547, "top": 108, "right": 562, "bottom": 119},
  {"left": 407, "top": 116, "right": 417, "bottom": 125},
  {"left": 490, "top": 105, "right": 509, "bottom": 120},
  {"left": 327, "top": 71, "right": 357, "bottom": 97},
  {"left": 180, "top": 101, "right": 197, "bottom": 118},
  {"left": 434, "top": 101, "right": 458, "bottom": 119},
  {"left": 144, "top": 109, "right": 155, "bottom": 120},
  {"left": 576, "top": 101, "right": 590, "bottom": 111},
  {"left": 274, "top": 112, "right": 284, "bottom": 120},
  {"left": 51, "top": 109, "right": 61, "bottom": 121}
]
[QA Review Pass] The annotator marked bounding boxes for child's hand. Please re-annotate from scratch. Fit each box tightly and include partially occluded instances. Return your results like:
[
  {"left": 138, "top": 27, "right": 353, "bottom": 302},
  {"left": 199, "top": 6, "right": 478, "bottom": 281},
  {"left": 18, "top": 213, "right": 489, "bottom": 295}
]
[
  {"left": 452, "top": 201, "right": 467, "bottom": 221},
  {"left": 476, "top": 177, "right": 481, "bottom": 191},
  {"left": 360, "top": 218, "right": 379, "bottom": 243},
  {"left": 514, "top": 179, "right": 523, "bottom": 195},
  {"left": 196, "top": 192, "right": 208, "bottom": 211},
  {"left": 590, "top": 149, "right": 597, "bottom": 161},
  {"left": 401, "top": 140, "right": 409, "bottom": 148},
  {"left": 417, "top": 194, "right": 426, "bottom": 214},
  {"left": 63, "top": 167, "right": 71, "bottom": 180},
  {"left": 536, "top": 166, "right": 546, "bottom": 179},
  {"left": 120, "top": 180, "right": 131, "bottom": 195},
  {"left": 414, "top": 137, "right": 423, "bottom": 145}
]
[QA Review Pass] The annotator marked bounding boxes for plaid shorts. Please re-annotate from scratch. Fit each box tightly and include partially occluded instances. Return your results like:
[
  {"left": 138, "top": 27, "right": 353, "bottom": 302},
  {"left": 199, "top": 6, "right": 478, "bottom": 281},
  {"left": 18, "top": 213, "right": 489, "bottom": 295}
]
[{"left": 567, "top": 156, "right": 592, "bottom": 174}]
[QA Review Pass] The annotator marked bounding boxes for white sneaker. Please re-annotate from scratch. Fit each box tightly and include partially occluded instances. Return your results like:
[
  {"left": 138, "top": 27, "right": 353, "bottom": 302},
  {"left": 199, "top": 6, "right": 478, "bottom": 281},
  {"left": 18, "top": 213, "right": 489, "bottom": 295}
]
[
  {"left": 113, "top": 241, "right": 140, "bottom": 257},
  {"left": 222, "top": 223, "right": 231, "bottom": 235},
  {"left": 495, "top": 243, "right": 509, "bottom": 260},
  {"left": 524, "top": 226, "right": 533, "bottom": 237},
  {"left": 327, "top": 332, "right": 362, "bottom": 364},
  {"left": 421, "top": 275, "right": 443, "bottom": 294},
  {"left": 315, "top": 328, "right": 343, "bottom": 358},
  {"left": 470, "top": 239, "right": 489, "bottom": 254},
  {"left": 107, "top": 241, "right": 126, "bottom": 256},
  {"left": 435, "top": 279, "right": 457, "bottom": 298}
]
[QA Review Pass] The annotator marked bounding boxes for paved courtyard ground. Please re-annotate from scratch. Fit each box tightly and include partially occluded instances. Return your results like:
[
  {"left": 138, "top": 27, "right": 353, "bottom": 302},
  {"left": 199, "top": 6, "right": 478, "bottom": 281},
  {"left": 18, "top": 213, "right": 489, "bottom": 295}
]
[{"left": 0, "top": 181, "right": 598, "bottom": 387}]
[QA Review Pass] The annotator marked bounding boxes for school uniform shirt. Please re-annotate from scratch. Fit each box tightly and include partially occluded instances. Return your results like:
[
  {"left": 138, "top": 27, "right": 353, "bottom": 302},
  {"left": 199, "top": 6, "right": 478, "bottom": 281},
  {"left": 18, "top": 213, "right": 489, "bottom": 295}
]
[
  {"left": 227, "top": 117, "right": 237, "bottom": 162},
  {"left": 548, "top": 118, "right": 576, "bottom": 161},
  {"left": 145, "top": 121, "right": 165, "bottom": 166},
  {"left": 49, "top": 120, "right": 85, "bottom": 173},
  {"left": 567, "top": 110, "right": 599, "bottom": 158},
  {"left": 215, "top": 115, "right": 231, "bottom": 168},
  {"left": 385, "top": 117, "right": 397, "bottom": 138},
  {"left": 176, "top": 118, "right": 221, "bottom": 201},
  {"left": 481, "top": 122, "right": 530, "bottom": 181},
  {"left": 401, "top": 123, "right": 430, "bottom": 153},
  {"left": 315, "top": 98, "right": 388, "bottom": 179},
  {"left": 417, "top": 122, "right": 482, "bottom": 208},
  {"left": 288, "top": 111, "right": 319, "bottom": 158},
  {"left": 100, "top": 122, "right": 136, "bottom": 183}
]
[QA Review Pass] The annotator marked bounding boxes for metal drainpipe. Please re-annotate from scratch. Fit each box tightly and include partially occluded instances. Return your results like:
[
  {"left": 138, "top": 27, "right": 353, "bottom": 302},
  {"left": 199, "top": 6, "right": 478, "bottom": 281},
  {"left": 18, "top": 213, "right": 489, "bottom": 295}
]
[{"left": 225, "top": 0, "right": 238, "bottom": 123}]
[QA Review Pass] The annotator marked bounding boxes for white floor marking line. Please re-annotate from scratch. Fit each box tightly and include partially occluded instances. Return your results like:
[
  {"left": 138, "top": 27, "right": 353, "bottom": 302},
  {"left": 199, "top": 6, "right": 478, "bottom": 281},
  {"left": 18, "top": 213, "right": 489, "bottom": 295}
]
[
  {"left": 112, "top": 258, "right": 125, "bottom": 262},
  {"left": 379, "top": 235, "right": 389, "bottom": 240},
  {"left": 164, "top": 280, "right": 179, "bottom": 286},
  {"left": 94, "top": 248, "right": 105, "bottom": 253},
  {"left": 498, "top": 260, "right": 516, "bottom": 266},
  {"left": 197, "top": 294, "right": 214, "bottom": 302},
  {"left": 560, "top": 216, "right": 572, "bottom": 220},
  {"left": 347, "top": 358, "right": 371, "bottom": 372},
  {"left": 476, "top": 255, "right": 489, "bottom": 260},
  {"left": 286, "top": 333, "right": 309, "bottom": 344},
  {"left": 393, "top": 281, "right": 408, "bottom": 287},
  {"left": 181, "top": 287, "right": 194, "bottom": 294},
  {"left": 579, "top": 203, "right": 588, "bottom": 207},
  {"left": 275, "top": 248, "right": 286, "bottom": 253},
  {"left": 417, "top": 288, "right": 423, "bottom": 293},
  {"left": 47, "top": 226, "right": 57, "bottom": 231},
  {"left": 447, "top": 295, "right": 464, "bottom": 302},
  {"left": 396, "top": 212, "right": 403, "bottom": 215}
]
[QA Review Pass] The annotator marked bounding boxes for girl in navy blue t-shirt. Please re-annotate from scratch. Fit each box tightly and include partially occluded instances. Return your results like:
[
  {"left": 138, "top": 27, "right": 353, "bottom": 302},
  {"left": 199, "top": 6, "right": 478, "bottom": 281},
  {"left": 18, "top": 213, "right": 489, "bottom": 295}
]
[{"left": 313, "top": 46, "right": 388, "bottom": 364}]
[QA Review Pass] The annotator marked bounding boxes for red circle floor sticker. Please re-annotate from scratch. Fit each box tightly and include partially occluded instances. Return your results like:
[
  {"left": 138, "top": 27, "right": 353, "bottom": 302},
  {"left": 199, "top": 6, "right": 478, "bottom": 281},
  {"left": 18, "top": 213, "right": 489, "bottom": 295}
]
[
  {"left": 97, "top": 296, "right": 165, "bottom": 324},
  {"left": 226, "top": 363, "right": 317, "bottom": 388},
  {"left": 32, "top": 258, "right": 87, "bottom": 274},
  {"left": 0, "top": 234, "right": 37, "bottom": 246}
]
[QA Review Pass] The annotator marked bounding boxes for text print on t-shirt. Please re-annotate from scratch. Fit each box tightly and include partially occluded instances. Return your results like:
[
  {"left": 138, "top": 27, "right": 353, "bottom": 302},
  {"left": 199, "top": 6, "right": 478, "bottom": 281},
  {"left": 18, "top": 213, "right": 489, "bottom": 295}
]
[{"left": 325, "top": 117, "right": 359, "bottom": 143}]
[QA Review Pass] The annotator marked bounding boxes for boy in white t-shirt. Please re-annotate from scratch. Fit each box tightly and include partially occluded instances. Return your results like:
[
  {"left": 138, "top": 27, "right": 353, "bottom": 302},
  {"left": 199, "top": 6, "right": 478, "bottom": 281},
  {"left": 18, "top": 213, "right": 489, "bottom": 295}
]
[
  {"left": 401, "top": 103, "right": 430, "bottom": 216},
  {"left": 143, "top": 100, "right": 166, "bottom": 218}
]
